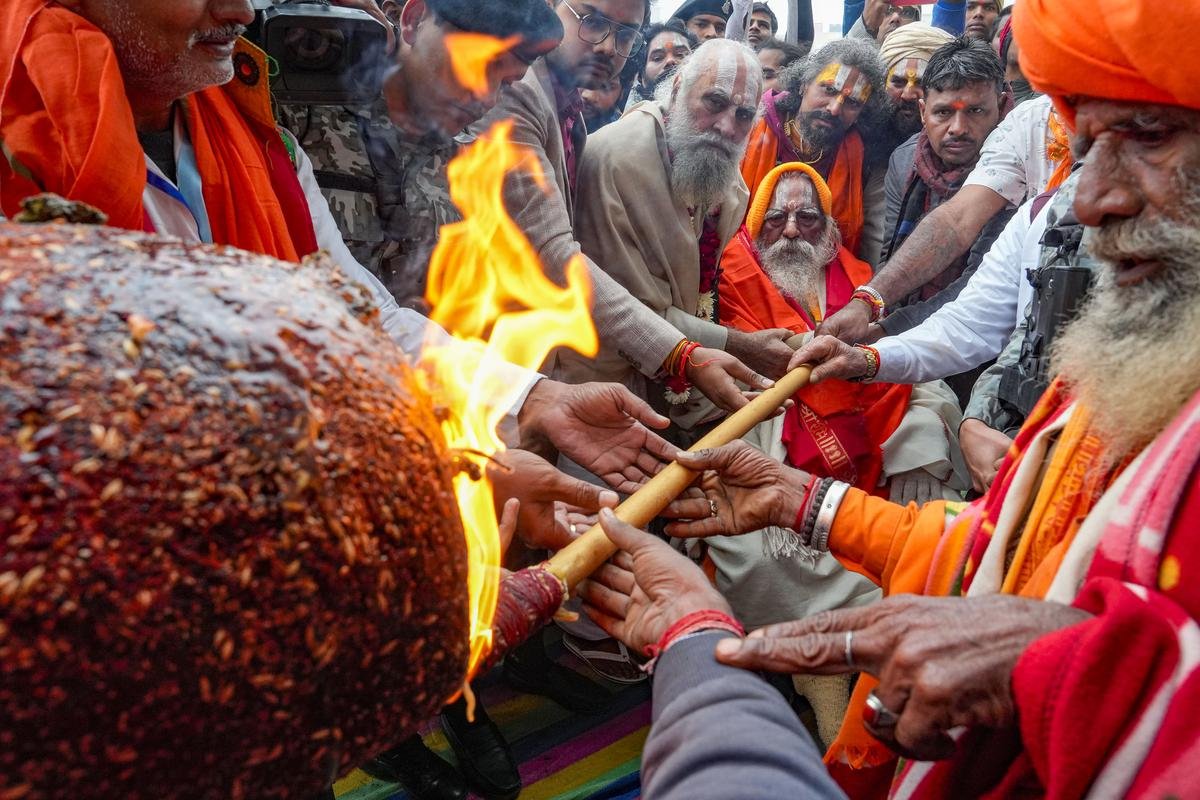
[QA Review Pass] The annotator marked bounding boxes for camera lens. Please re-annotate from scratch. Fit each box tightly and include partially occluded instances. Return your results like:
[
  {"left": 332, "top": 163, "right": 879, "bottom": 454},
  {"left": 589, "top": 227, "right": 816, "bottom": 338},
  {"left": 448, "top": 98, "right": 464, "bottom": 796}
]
[{"left": 281, "top": 25, "right": 346, "bottom": 72}]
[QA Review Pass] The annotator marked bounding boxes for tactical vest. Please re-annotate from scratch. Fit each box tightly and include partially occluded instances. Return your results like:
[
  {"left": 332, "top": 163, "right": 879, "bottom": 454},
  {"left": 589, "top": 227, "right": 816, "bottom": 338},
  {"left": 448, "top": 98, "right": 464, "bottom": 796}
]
[
  {"left": 276, "top": 102, "right": 458, "bottom": 309},
  {"left": 997, "top": 172, "right": 1094, "bottom": 424}
]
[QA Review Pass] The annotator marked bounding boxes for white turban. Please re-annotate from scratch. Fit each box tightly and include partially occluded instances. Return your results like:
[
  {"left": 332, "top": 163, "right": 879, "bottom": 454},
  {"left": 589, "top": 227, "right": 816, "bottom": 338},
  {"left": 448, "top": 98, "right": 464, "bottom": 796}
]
[{"left": 879, "top": 24, "right": 955, "bottom": 73}]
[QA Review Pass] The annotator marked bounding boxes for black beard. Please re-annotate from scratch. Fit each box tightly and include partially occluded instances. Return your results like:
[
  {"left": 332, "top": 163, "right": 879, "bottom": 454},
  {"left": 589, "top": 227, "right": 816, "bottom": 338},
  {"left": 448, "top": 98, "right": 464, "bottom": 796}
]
[
  {"left": 893, "top": 101, "right": 922, "bottom": 138},
  {"left": 799, "top": 110, "right": 843, "bottom": 150}
]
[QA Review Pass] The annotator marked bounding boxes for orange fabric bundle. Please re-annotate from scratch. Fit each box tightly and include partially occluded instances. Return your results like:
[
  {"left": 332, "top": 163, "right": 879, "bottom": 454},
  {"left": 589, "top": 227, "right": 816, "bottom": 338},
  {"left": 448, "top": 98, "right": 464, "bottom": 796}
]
[
  {"left": 739, "top": 118, "right": 866, "bottom": 257},
  {"left": 1014, "top": 0, "right": 1200, "bottom": 127},
  {"left": 1, "top": 0, "right": 312, "bottom": 261}
]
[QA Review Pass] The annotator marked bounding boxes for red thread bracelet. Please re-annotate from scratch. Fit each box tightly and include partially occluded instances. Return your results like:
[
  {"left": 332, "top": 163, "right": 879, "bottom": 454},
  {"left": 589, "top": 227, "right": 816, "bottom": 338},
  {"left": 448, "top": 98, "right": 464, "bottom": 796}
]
[
  {"left": 792, "top": 473, "right": 819, "bottom": 531},
  {"left": 675, "top": 341, "right": 703, "bottom": 378},
  {"left": 643, "top": 609, "right": 745, "bottom": 662}
]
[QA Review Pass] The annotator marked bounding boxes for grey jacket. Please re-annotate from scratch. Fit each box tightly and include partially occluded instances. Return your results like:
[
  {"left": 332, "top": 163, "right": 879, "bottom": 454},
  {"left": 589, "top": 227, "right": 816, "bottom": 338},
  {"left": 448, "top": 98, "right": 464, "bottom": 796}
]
[
  {"left": 472, "top": 59, "right": 687, "bottom": 378},
  {"left": 643, "top": 632, "right": 847, "bottom": 800}
]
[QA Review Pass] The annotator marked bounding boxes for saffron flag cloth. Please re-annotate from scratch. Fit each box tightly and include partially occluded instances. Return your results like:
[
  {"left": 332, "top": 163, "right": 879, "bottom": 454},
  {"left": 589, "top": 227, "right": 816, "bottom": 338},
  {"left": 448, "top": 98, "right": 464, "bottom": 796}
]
[
  {"left": 1014, "top": 0, "right": 1200, "bottom": 128},
  {"left": 740, "top": 91, "right": 866, "bottom": 257},
  {"left": 818, "top": 381, "right": 1125, "bottom": 794},
  {"left": 719, "top": 228, "right": 911, "bottom": 494},
  {"left": 0, "top": 0, "right": 316, "bottom": 260}
]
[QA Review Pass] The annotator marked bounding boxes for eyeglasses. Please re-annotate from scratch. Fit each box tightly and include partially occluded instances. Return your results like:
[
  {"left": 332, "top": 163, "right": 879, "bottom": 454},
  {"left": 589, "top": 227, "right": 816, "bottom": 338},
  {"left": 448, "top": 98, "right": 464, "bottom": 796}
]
[
  {"left": 561, "top": 1, "right": 645, "bottom": 58},
  {"left": 762, "top": 208, "right": 824, "bottom": 229}
]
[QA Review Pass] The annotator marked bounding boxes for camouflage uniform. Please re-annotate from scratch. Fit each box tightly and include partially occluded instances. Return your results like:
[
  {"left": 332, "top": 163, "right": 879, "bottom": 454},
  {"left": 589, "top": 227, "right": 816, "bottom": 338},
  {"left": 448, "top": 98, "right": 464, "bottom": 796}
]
[{"left": 278, "top": 100, "right": 459, "bottom": 311}]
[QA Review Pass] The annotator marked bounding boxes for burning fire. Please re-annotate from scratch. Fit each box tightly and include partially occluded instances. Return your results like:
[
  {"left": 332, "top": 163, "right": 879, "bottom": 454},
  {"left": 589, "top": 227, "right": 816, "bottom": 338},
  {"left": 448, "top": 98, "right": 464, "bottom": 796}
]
[
  {"left": 419, "top": 117, "right": 597, "bottom": 678},
  {"left": 444, "top": 33, "right": 521, "bottom": 99}
]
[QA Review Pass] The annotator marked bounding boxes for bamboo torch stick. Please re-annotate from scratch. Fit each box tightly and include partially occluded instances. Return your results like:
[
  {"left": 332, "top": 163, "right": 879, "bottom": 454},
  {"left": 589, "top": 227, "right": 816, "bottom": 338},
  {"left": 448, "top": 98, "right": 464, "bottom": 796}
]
[
  {"left": 545, "top": 364, "right": 813, "bottom": 589},
  {"left": 482, "top": 365, "right": 813, "bottom": 675}
]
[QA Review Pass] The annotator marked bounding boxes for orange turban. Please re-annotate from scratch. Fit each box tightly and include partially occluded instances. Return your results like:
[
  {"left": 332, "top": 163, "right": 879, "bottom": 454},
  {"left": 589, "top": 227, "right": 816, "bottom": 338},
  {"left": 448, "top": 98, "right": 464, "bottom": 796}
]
[
  {"left": 1014, "top": 0, "right": 1200, "bottom": 127},
  {"left": 745, "top": 162, "right": 833, "bottom": 239}
]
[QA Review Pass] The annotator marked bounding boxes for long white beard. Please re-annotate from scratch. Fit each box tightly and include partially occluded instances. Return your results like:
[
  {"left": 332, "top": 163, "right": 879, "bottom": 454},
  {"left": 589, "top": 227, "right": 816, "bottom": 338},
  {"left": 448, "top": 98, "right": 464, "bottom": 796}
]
[
  {"left": 665, "top": 104, "right": 747, "bottom": 210},
  {"left": 1052, "top": 168, "right": 1200, "bottom": 465},
  {"left": 756, "top": 220, "right": 840, "bottom": 312}
]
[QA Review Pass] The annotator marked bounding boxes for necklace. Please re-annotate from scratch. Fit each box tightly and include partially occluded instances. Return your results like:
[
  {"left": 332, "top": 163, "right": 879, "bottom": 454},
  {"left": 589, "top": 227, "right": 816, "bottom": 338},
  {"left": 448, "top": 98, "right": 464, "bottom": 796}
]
[{"left": 784, "top": 118, "right": 824, "bottom": 165}]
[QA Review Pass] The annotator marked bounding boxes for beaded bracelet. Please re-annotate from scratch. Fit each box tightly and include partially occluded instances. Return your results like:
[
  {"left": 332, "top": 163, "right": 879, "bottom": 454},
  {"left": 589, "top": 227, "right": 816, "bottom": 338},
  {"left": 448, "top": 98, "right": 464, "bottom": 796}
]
[
  {"left": 850, "top": 286, "right": 886, "bottom": 323},
  {"left": 798, "top": 477, "right": 835, "bottom": 546}
]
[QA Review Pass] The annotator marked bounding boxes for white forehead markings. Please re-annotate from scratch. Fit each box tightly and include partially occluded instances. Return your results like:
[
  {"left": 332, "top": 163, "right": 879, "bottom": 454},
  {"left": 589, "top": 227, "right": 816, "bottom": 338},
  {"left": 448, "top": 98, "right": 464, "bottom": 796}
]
[{"left": 714, "top": 49, "right": 739, "bottom": 96}]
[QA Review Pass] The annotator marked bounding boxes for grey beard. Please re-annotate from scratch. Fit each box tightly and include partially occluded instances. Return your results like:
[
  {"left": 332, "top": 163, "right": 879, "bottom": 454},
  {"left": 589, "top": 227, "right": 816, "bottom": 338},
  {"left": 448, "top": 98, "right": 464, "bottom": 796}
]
[
  {"left": 666, "top": 125, "right": 743, "bottom": 209},
  {"left": 1051, "top": 168, "right": 1200, "bottom": 465},
  {"left": 756, "top": 223, "right": 840, "bottom": 309}
]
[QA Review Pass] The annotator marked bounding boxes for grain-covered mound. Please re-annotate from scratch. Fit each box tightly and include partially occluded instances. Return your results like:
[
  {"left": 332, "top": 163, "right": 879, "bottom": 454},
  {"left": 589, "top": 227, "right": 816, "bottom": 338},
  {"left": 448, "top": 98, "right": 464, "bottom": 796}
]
[{"left": 0, "top": 224, "right": 469, "bottom": 799}]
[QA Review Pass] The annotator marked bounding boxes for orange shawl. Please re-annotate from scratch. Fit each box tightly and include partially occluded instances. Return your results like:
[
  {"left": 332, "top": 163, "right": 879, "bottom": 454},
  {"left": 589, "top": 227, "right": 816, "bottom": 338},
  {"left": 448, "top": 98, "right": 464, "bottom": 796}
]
[
  {"left": 719, "top": 229, "right": 910, "bottom": 495},
  {"left": 1, "top": 0, "right": 314, "bottom": 261},
  {"left": 821, "top": 382, "right": 1123, "bottom": 796},
  {"left": 740, "top": 103, "right": 866, "bottom": 257}
]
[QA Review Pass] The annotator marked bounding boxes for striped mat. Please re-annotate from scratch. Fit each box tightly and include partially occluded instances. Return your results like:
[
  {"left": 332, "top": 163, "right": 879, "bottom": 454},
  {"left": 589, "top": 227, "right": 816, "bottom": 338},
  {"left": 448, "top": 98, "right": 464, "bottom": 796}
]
[{"left": 332, "top": 634, "right": 651, "bottom": 800}]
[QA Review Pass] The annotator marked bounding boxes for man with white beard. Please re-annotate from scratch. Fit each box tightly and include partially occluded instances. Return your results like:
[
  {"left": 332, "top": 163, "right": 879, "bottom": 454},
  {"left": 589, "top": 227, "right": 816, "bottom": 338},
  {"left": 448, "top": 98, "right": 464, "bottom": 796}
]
[{"left": 566, "top": 38, "right": 795, "bottom": 432}]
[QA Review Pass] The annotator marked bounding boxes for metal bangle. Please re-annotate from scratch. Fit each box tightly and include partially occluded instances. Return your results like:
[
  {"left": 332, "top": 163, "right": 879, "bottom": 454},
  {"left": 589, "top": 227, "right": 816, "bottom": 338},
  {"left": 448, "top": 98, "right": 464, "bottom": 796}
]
[
  {"left": 811, "top": 480, "right": 851, "bottom": 552},
  {"left": 802, "top": 478, "right": 833, "bottom": 545}
]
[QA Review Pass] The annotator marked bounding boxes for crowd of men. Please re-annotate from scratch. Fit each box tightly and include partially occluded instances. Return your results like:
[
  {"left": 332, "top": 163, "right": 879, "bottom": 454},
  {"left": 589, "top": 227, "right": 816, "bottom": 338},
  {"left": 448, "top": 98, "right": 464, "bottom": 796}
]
[{"left": 1, "top": 0, "right": 1197, "bottom": 798}]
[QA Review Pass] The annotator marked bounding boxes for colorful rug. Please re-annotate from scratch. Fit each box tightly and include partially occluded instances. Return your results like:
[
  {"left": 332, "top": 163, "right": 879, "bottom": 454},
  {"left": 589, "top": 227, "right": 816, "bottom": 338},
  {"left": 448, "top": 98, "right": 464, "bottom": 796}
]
[{"left": 332, "top": 633, "right": 651, "bottom": 800}]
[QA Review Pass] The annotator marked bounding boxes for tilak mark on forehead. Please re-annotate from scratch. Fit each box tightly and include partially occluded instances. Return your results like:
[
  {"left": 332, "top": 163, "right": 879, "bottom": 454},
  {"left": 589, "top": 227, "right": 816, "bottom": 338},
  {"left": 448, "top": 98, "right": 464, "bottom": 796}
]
[
  {"left": 888, "top": 58, "right": 928, "bottom": 91},
  {"left": 816, "top": 62, "right": 872, "bottom": 104},
  {"left": 711, "top": 49, "right": 758, "bottom": 107}
]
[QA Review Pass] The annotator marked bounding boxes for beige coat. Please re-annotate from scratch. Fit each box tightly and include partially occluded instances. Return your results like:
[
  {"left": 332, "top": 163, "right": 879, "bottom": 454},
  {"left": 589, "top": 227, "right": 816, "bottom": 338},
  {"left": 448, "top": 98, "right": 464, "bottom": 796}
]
[
  {"left": 471, "top": 60, "right": 688, "bottom": 379},
  {"left": 561, "top": 101, "right": 749, "bottom": 420}
]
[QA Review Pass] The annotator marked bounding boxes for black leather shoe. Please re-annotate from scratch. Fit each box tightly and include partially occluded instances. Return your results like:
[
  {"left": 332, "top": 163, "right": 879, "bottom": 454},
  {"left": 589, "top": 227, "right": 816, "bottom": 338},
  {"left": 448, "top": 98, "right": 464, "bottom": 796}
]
[
  {"left": 360, "top": 734, "right": 468, "bottom": 800},
  {"left": 440, "top": 696, "right": 521, "bottom": 800},
  {"left": 503, "top": 633, "right": 611, "bottom": 715}
]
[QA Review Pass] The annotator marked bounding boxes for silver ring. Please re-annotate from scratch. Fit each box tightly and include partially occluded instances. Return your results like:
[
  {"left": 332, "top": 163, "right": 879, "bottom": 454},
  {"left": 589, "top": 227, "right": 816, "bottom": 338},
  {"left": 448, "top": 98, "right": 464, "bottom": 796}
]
[
  {"left": 864, "top": 691, "right": 901, "bottom": 729},
  {"left": 570, "top": 523, "right": 578, "bottom": 535},
  {"left": 709, "top": 499, "right": 719, "bottom": 517},
  {"left": 844, "top": 630, "right": 855, "bottom": 669}
]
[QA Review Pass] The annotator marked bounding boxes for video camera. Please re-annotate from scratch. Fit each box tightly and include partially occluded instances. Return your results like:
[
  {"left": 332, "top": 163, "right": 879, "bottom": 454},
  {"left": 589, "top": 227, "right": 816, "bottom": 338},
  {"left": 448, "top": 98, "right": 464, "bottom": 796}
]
[{"left": 247, "top": 0, "right": 389, "bottom": 105}]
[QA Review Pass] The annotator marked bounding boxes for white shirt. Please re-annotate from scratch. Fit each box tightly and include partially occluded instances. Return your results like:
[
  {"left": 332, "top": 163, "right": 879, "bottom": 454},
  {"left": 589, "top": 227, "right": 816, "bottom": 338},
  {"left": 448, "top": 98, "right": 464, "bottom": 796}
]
[
  {"left": 963, "top": 95, "right": 1057, "bottom": 206},
  {"left": 875, "top": 195, "right": 1051, "bottom": 384},
  {"left": 141, "top": 124, "right": 540, "bottom": 419}
]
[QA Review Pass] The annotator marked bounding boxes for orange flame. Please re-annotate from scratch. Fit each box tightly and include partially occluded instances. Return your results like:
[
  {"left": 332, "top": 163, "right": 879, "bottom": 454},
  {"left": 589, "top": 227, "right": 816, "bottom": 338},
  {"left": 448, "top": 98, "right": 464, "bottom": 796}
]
[
  {"left": 444, "top": 33, "right": 522, "bottom": 98},
  {"left": 419, "top": 116, "right": 598, "bottom": 678}
]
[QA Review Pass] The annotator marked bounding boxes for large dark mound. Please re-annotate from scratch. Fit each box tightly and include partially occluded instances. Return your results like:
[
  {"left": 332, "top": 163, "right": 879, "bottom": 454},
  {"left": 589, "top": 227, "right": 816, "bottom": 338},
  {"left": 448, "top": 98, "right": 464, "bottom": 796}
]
[{"left": 0, "top": 224, "right": 469, "bottom": 799}]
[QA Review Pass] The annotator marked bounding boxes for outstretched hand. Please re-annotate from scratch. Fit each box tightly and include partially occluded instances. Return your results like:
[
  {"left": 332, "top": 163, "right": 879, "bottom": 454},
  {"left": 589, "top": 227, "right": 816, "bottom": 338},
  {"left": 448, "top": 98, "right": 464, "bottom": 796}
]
[
  {"left": 714, "top": 595, "right": 1091, "bottom": 760},
  {"left": 661, "top": 441, "right": 810, "bottom": 538},
  {"left": 518, "top": 380, "right": 680, "bottom": 494},
  {"left": 578, "top": 509, "right": 732, "bottom": 655}
]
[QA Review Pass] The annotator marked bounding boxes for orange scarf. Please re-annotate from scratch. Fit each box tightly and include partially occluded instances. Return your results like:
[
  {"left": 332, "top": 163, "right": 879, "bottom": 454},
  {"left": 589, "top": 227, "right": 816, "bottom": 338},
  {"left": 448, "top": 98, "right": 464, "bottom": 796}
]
[
  {"left": 740, "top": 113, "right": 866, "bottom": 256},
  {"left": 1, "top": 0, "right": 314, "bottom": 261},
  {"left": 719, "top": 230, "right": 910, "bottom": 496}
]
